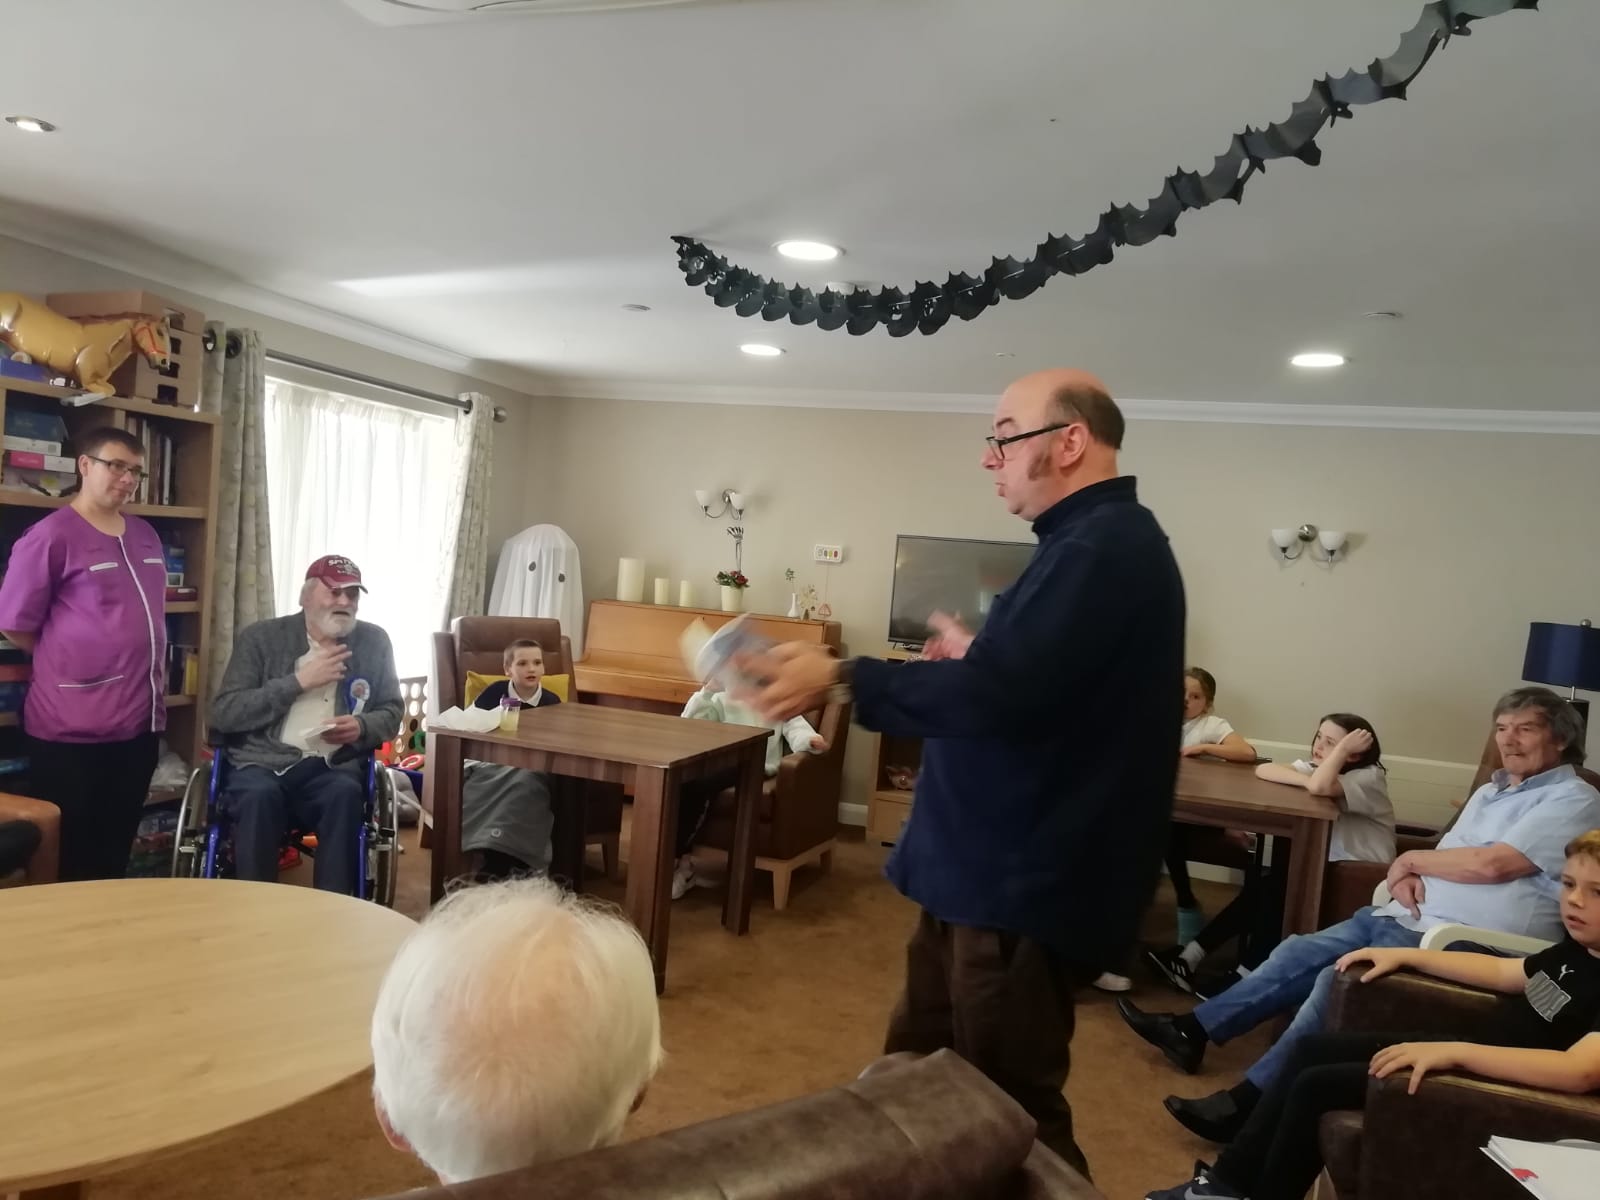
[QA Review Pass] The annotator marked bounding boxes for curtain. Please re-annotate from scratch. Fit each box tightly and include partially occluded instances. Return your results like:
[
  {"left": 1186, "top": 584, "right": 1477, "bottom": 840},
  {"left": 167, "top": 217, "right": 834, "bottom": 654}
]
[
  {"left": 263, "top": 381, "right": 457, "bottom": 677},
  {"left": 442, "top": 392, "right": 494, "bottom": 620},
  {"left": 201, "top": 324, "right": 275, "bottom": 698}
]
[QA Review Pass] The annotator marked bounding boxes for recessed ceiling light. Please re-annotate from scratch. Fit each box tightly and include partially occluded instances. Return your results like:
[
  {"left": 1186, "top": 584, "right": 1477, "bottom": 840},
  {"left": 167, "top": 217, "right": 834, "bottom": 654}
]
[
  {"left": 993, "top": 352, "right": 1015, "bottom": 358},
  {"left": 5, "top": 115, "right": 56, "bottom": 134},
  {"left": 776, "top": 240, "right": 842, "bottom": 262},
  {"left": 740, "top": 343, "right": 784, "bottom": 357},
  {"left": 1363, "top": 310, "right": 1402, "bottom": 320},
  {"left": 620, "top": 303, "right": 651, "bottom": 312},
  {"left": 1290, "top": 352, "right": 1346, "bottom": 369}
]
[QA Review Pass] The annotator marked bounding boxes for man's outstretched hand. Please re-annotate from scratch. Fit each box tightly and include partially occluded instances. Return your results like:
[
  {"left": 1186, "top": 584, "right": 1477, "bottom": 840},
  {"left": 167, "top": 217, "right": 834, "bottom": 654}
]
[
  {"left": 734, "top": 642, "right": 839, "bottom": 721},
  {"left": 922, "top": 611, "right": 974, "bottom": 662}
]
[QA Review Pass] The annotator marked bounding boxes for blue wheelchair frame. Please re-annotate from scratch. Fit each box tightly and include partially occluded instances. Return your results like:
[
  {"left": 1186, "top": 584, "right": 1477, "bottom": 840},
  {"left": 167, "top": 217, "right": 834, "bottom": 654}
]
[{"left": 174, "top": 742, "right": 396, "bottom": 905}]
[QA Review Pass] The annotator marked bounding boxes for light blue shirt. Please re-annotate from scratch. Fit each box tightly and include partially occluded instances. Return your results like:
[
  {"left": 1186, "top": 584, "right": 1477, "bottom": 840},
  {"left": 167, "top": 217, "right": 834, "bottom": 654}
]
[{"left": 1379, "top": 763, "right": 1600, "bottom": 938}]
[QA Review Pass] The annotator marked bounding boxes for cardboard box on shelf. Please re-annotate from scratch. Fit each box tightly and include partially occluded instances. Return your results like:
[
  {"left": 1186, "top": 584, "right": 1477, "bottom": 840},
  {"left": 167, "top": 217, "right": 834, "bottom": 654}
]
[
  {"left": 3, "top": 408, "right": 69, "bottom": 445},
  {"left": 44, "top": 289, "right": 206, "bottom": 334},
  {"left": 4, "top": 450, "right": 76, "bottom": 473},
  {"left": 2, "top": 435, "right": 64, "bottom": 456}
]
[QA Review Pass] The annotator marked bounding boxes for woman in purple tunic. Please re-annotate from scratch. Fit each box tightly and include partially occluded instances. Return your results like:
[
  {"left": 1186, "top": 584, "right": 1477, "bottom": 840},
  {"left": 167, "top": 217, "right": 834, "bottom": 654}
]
[{"left": 0, "top": 426, "right": 168, "bottom": 879}]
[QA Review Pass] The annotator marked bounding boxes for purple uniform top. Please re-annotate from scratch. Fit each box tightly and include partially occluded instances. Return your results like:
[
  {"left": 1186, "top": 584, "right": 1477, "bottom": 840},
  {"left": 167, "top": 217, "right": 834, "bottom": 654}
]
[{"left": 0, "top": 506, "right": 168, "bottom": 743}]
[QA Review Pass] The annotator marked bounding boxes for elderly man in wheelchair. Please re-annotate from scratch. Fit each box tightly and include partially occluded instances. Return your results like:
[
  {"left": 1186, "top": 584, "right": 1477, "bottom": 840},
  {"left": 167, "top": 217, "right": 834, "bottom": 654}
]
[{"left": 180, "top": 555, "right": 402, "bottom": 899}]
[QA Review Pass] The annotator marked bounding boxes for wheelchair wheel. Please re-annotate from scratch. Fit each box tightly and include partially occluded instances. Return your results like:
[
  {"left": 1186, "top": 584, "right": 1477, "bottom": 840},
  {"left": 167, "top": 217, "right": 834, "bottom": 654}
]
[
  {"left": 169, "top": 766, "right": 211, "bottom": 879},
  {"left": 368, "top": 766, "right": 399, "bottom": 907}
]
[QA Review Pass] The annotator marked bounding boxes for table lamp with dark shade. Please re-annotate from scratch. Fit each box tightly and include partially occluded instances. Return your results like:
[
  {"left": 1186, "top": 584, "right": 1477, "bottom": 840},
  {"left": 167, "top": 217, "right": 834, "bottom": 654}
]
[{"left": 1522, "top": 620, "right": 1600, "bottom": 731}]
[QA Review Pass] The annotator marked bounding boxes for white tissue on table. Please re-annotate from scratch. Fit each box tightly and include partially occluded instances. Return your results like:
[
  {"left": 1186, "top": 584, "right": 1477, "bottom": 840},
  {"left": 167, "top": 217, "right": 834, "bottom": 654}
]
[{"left": 431, "top": 706, "right": 503, "bottom": 732}]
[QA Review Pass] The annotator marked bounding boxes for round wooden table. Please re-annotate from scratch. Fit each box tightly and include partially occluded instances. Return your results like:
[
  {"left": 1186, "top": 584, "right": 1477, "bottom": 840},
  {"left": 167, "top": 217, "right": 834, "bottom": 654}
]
[{"left": 0, "top": 878, "right": 416, "bottom": 1198}]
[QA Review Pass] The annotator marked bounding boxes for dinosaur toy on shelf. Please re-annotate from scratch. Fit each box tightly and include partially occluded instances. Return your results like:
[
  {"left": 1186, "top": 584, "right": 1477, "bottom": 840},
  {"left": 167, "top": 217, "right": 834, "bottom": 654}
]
[{"left": 0, "top": 292, "right": 171, "bottom": 396}]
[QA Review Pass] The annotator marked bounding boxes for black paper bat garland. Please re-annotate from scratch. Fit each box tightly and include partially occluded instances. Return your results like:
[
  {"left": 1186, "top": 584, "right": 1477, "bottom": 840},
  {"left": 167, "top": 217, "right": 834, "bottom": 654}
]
[{"left": 672, "top": 0, "right": 1538, "bottom": 338}]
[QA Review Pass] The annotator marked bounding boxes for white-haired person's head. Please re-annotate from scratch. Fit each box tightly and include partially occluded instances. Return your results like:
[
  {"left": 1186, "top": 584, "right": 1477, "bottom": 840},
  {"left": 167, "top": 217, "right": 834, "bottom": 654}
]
[{"left": 370, "top": 878, "right": 663, "bottom": 1183}]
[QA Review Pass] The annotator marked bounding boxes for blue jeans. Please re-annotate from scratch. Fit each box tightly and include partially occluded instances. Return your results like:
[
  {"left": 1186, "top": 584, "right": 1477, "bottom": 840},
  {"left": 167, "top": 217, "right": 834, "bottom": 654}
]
[{"left": 1191, "top": 907, "right": 1423, "bottom": 1089}]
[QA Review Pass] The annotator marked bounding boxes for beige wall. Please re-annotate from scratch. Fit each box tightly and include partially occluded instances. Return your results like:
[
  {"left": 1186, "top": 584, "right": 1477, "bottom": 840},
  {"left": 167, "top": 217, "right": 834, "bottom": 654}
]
[
  {"left": 0, "top": 233, "right": 549, "bottom": 553},
  {"left": 499, "top": 394, "right": 1600, "bottom": 809}
]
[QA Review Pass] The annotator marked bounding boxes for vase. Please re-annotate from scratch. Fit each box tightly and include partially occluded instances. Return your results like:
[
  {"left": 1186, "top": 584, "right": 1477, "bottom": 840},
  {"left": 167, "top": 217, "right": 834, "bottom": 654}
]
[
  {"left": 719, "top": 585, "right": 743, "bottom": 613},
  {"left": 786, "top": 593, "right": 800, "bottom": 618}
]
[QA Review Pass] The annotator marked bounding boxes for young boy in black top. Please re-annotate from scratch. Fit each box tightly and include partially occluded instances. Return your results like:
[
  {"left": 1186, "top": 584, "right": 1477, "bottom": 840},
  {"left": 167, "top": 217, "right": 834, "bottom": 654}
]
[
  {"left": 471, "top": 640, "right": 562, "bottom": 714},
  {"left": 1149, "top": 829, "right": 1600, "bottom": 1200},
  {"left": 464, "top": 640, "right": 561, "bottom": 880}
]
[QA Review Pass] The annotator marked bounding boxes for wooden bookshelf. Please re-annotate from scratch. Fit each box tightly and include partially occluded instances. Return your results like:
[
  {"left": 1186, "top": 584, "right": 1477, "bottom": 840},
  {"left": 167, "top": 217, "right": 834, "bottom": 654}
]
[{"left": 0, "top": 376, "right": 221, "bottom": 781}]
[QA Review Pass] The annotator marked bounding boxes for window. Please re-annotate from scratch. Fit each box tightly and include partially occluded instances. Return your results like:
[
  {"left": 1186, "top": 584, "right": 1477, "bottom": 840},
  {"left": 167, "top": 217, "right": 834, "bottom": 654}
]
[{"left": 264, "top": 379, "right": 457, "bottom": 677}]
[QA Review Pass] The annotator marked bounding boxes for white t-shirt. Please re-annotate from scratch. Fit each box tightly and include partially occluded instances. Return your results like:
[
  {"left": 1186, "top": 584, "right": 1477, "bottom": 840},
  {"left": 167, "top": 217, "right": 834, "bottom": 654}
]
[
  {"left": 278, "top": 640, "right": 337, "bottom": 766},
  {"left": 1181, "top": 713, "right": 1236, "bottom": 751},
  {"left": 1291, "top": 759, "right": 1396, "bottom": 863}
]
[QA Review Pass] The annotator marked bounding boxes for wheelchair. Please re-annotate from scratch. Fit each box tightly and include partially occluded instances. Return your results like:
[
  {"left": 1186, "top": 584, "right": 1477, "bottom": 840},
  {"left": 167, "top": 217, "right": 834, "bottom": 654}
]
[{"left": 169, "top": 741, "right": 399, "bottom": 907}]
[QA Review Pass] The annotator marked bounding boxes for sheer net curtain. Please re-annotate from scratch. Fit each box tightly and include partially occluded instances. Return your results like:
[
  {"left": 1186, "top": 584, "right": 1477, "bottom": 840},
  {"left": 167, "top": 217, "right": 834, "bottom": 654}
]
[{"left": 264, "top": 380, "right": 456, "bottom": 677}]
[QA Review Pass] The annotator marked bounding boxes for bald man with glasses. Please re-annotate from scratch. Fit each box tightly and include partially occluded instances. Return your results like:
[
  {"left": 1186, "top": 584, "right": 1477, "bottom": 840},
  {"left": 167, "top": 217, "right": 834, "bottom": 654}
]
[
  {"left": 0, "top": 426, "right": 169, "bottom": 880},
  {"left": 739, "top": 369, "right": 1186, "bottom": 1180}
]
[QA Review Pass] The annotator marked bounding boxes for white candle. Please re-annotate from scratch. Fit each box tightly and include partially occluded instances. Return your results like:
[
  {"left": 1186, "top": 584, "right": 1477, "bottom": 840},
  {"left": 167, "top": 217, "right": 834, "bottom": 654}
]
[
  {"left": 678, "top": 580, "right": 693, "bottom": 607},
  {"left": 617, "top": 558, "right": 645, "bottom": 603},
  {"left": 653, "top": 577, "right": 670, "bottom": 605}
]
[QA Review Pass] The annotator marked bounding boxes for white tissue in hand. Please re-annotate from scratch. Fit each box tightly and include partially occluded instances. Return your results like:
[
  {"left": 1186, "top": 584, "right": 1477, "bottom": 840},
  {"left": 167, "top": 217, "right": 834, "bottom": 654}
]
[{"left": 431, "top": 706, "right": 503, "bottom": 732}]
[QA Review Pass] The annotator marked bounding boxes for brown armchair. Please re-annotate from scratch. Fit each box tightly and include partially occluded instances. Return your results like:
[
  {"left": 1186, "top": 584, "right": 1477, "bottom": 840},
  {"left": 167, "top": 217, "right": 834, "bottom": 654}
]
[
  {"left": 371, "top": 1048, "right": 1104, "bottom": 1200},
  {"left": 1317, "top": 967, "right": 1600, "bottom": 1199},
  {"left": 0, "top": 793, "right": 60, "bottom": 885},
  {"left": 695, "top": 699, "right": 850, "bottom": 910},
  {"left": 1318, "top": 727, "right": 1600, "bottom": 926},
  {"left": 429, "top": 616, "right": 622, "bottom": 880}
]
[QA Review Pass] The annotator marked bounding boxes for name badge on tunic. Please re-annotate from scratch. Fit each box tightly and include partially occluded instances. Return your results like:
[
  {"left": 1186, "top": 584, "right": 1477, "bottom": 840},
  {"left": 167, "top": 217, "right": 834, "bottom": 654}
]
[{"left": 349, "top": 678, "right": 371, "bottom": 716}]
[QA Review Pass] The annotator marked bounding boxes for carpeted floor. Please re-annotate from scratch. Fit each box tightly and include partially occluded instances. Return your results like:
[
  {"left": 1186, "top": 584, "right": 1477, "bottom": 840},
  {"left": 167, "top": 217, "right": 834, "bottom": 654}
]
[{"left": 95, "top": 826, "right": 1269, "bottom": 1200}]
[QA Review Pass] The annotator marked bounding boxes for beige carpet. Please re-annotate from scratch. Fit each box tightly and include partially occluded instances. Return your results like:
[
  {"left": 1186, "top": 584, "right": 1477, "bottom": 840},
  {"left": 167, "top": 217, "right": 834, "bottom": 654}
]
[{"left": 93, "top": 826, "right": 1268, "bottom": 1200}]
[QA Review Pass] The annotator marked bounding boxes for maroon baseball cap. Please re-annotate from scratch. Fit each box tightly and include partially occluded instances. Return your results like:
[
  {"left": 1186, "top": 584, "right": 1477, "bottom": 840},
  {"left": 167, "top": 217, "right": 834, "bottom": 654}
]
[{"left": 305, "top": 554, "right": 368, "bottom": 593}]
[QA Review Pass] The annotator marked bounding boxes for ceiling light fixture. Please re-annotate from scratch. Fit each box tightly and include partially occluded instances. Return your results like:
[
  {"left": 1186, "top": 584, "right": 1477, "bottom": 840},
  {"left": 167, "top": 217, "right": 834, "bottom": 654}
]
[
  {"left": 740, "top": 343, "right": 784, "bottom": 357},
  {"left": 1363, "top": 310, "right": 1402, "bottom": 320},
  {"left": 775, "top": 240, "right": 842, "bottom": 262},
  {"left": 620, "top": 303, "right": 651, "bottom": 312},
  {"left": 5, "top": 116, "right": 56, "bottom": 134},
  {"left": 1290, "top": 352, "right": 1346, "bottom": 369}
]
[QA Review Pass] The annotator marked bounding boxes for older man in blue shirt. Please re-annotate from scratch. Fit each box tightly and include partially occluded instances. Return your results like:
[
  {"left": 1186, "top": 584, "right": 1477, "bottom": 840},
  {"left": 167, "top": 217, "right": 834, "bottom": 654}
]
[{"left": 1120, "top": 685, "right": 1600, "bottom": 1143}]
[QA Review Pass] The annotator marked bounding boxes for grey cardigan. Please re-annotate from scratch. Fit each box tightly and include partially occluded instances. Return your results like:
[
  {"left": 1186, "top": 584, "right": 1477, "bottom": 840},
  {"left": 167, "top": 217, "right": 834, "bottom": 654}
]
[{"left": 208, "top": 613, "right": 402, "bottom": 773}]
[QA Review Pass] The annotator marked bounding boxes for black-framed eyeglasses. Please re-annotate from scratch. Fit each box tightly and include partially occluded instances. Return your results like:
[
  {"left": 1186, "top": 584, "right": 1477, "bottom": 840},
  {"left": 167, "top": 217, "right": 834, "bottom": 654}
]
[
  {"left": 84, "top": 455, "right": 149, "bottom": 482},
  {"left": 984, "top": 423, "right": 1069, "bottom": 461}
]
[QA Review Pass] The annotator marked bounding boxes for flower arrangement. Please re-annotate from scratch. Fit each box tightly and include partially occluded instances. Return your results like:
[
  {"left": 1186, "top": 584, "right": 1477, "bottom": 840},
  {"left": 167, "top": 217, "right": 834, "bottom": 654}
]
[{"left": 715, "top": 570, "right": 749, "bottom": 589}]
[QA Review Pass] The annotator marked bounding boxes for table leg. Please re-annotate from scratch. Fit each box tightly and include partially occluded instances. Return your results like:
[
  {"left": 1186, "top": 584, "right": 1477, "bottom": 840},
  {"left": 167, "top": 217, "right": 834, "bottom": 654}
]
[
  {"left": 425, "top": 733, "right": 463, "bottom": 905},
  {"left": 549, "top": 776, "right": 587, "bottom": 893},
  {"left": 723, "top": 746, "right": 764, "bottom": 936},
  {"left": 624, "top": 766, "right": 677, "bottom": 993},
  {"left": 1283, "top": 817, "right": 1332, "bottom": 937}
]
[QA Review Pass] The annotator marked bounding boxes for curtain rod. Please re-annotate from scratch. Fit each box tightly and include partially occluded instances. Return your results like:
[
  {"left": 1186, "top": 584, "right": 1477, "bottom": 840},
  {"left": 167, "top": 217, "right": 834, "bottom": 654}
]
[{"left": 264, "top": 349, "right": 508, "bottom": 421}]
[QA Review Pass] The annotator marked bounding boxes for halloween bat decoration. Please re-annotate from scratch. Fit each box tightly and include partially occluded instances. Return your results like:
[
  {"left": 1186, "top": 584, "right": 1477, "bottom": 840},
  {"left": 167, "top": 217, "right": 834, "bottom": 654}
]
[{"left": 672, "top": 0, "right": 1538, "bottom": 338}]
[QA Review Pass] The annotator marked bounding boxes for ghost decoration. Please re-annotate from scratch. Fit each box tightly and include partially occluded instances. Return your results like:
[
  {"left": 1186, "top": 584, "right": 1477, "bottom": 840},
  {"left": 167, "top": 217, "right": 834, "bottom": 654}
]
[
  {"left": 671, "top": 0, "right": 1537, "bottom": 337},
  {"left": 489, "top": 524, "right": 586, "bottom": 657}
]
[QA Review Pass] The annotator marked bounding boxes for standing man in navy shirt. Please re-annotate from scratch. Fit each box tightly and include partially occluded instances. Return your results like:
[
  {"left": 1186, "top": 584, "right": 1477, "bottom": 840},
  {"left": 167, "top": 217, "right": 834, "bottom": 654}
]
[{"left": 742, "top": 369, "right": 1185, "bottom": 1178}]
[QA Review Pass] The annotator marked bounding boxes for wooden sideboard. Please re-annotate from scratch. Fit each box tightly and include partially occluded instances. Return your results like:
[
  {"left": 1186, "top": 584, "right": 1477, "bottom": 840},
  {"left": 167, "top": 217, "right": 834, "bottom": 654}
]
[{"left": 574, "top": 600, "right": 843, "bottom": 714}]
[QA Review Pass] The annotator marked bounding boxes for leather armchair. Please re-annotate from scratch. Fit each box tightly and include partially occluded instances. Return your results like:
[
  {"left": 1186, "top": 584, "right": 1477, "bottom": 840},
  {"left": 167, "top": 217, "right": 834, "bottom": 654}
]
[
  {"left": 370, "top": 1049, "right": 1104, "bottom": 1200},
  {"left": 696, "top": 699, "right": 850, "bottom": 910},
  {"left": 0, "top": 793, "right": 60, "bottom": 885},
  {"left": 1318, "top": 968, "right": 1600, "bottom": 1199},
  {"left": 428, "top": 616, "right": 622, "bottom": 880}
]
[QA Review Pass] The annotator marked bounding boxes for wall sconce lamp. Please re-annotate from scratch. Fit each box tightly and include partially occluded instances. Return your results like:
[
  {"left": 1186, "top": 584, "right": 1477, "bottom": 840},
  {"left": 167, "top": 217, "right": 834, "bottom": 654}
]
[
  {"left": 1270, "top": 524, "right": 1348, "bottom": 563},
  {"left": 694, "top": 488, "right": 745, "bottom": 519}
]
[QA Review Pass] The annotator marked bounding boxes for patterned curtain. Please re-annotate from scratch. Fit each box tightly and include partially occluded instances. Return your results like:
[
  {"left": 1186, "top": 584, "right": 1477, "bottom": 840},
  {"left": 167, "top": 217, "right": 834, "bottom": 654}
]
[
  {"left": 442, "top": 393, "right": 494, "bottom": 619},
  {"left": 200, "top": 324, "right": 274, "bottom": 696}
]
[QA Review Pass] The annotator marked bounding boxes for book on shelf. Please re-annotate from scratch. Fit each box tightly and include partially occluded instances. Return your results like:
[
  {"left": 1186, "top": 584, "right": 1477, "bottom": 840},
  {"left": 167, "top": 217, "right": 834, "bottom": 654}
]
[{"left": 165, "top": 643, "right": 200, "bottom": 697}]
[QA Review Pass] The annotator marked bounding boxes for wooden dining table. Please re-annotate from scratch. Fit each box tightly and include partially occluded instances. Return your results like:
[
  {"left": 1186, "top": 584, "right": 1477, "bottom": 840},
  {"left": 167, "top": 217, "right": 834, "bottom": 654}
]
[
  {"left": 423, "top": 703, "right": 772, "bottom": 991},
  {"left": 1172, "top": 757, "right": 1341, "bottom": 937},
  {"left": 0, "top": 878, "right": 415, "bottom": 1200}
]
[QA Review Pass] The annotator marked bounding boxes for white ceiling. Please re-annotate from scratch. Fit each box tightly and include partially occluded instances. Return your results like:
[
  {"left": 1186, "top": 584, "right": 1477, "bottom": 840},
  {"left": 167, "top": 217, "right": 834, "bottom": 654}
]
[{"left": 0, "top": 0, "right": 1594, "bottom": 410}]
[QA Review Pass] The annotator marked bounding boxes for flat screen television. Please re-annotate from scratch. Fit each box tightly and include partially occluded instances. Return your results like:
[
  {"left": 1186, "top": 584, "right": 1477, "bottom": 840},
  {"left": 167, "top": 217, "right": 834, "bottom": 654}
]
[{"left": 887, "top": 534, "right": 1035, "bottom": 647}]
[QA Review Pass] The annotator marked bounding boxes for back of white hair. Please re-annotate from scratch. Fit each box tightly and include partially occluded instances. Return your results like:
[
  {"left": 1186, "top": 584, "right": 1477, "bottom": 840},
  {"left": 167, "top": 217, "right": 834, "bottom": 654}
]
[{"left": 371, "top": 878, "right": 662, "bottom": 1183}]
